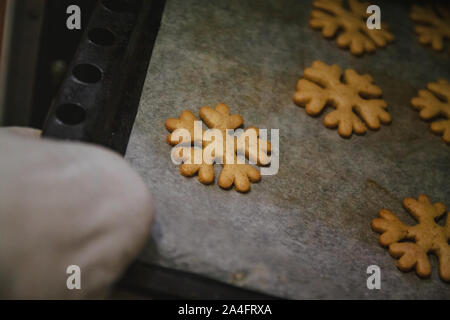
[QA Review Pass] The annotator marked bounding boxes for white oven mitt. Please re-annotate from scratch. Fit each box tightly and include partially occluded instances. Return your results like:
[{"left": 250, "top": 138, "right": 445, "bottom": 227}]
[{"left": 0, "top": 127, "right": 153, "bottom": 299}]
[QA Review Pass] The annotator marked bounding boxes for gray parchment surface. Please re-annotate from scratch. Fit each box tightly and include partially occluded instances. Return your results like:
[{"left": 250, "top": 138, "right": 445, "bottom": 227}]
[{"left": 125, "top": 0, "right": 450, "bottom": 299}]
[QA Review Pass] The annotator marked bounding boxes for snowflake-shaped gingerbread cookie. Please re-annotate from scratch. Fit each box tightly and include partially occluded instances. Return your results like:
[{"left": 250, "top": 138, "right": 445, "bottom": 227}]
[
  {"left": 310, "top": 0, "right": 394, "bottom": 55},
  {"left": 411, "top": 79, "right": 450, "bottom": 144},
  {"left": 165, "top": 103, "right": 271, "bottom": 193},
  {"left": 410, "top": 4, "right": 450, "bottom": 52},
  {"left": 293, "top": 61, "right": 391, "bottom": 138},
  {"left": 372, "top": 195, "right": 450, "bottom": 282}
]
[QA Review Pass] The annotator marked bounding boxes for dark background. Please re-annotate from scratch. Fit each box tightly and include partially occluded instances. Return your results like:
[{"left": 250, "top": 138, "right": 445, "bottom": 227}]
[{"left": 2, "top": 0, "right": 95, "bottom": 128}]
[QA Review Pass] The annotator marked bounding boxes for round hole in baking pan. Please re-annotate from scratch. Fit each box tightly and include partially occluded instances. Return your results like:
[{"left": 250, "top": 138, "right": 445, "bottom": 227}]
[
  {"left": 55, "top": 104, "right": 86, "bottom": 126},
  {"left": 88, "top": 28, "right": 116, "bottom": 47},
  {"left": 101, "top": 0, "right": 128, "bottom": 12},
  {"left": 72, "top": 63, "right": 102, "bottom": 84}
]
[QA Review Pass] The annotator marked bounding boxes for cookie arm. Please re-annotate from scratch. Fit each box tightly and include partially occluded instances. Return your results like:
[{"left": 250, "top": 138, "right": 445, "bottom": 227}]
[
  {"left": 355, "top": 99, "right": 391, "bottom": 130},
  {"left": 310, "top": 10, "right": 339, "bottom": 38},
  {"left": 294, "top": 79, "right": 328, "bottom": 116},
  {"left": 411, "top": 89, "right": 446, "bottom": 120},
  {"left": 404, "top": 195, "right": 446, "bottom": 223},
  {"left": 165, "top": 110, "right": 202, "bottom": 145},
  {"left": 200, "top": 104, "right": 243, "bottom": 132},
  {"left": 219, "top": 164, "right": 261, "bottom": 193},
  {"left": 389, "top": 242, "right": 431, "bottom": 278},
  {"left": 371, "top": 209, "right": 408, "bottom": 246}
]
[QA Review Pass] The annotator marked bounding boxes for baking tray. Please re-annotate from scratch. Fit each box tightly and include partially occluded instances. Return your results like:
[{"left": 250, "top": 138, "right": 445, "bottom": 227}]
[
  {"left": 126, "top": 0, "right": 450, "bottom": 299},
  {"left": 43, "top": 0, "right": 166, "bottom": 155}
]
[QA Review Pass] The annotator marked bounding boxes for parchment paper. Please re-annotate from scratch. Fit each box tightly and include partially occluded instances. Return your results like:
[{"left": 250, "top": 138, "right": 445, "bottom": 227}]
[{"left": 125, "top": 0, "right": 450, "bottom": 298}]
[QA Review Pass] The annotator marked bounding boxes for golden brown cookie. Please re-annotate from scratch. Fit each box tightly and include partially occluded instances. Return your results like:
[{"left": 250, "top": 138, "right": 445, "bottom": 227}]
[
  {"left": 165, "top": 110, "right": 203, "bottom": 145},
  {"left": 172, "top": 147, "right": 215, "bottom": 185},
  {"left": 199, "top": 103, "right": 243, "bottom": 134},
  {"left": 371, "top": 195, "right": 450, "bottom": 282},
  {"left": 310, "top": 0, "right": 394, "bottom": 55},
  {"left": 293, "top": 61, "right": 391, "bottom": 137},
  {"left": 410, "top": 4, "right": 450, "bottom": 52},
  {"left": 411, "top": 79, "right": 450, "bottom": 144},
  {"left": 219, "top": 161, "right": 261, "bottom": 192},
  {"left": 165, "top": 104, "right": 271, "bottom": 193}
]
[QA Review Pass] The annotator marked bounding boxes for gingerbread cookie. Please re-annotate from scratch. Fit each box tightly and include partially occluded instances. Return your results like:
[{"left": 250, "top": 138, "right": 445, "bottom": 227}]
[
  {"left": 371, "top": 195, "right": 450, "bottom": 282},
  {"left": 410, "top": 4, "right": 450, "bottom": 52},
  {"left": 411, "top": 79, "right": 450, "bottom": 144},
  {"left": 293, "top": 61, "right": 391, "bottom": 137},
  {"left": 165, "top": 104, "right": 271, "bottom": 193},
  {"left": 310, "top": 0, "right": 394, "bottom": 55}
]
